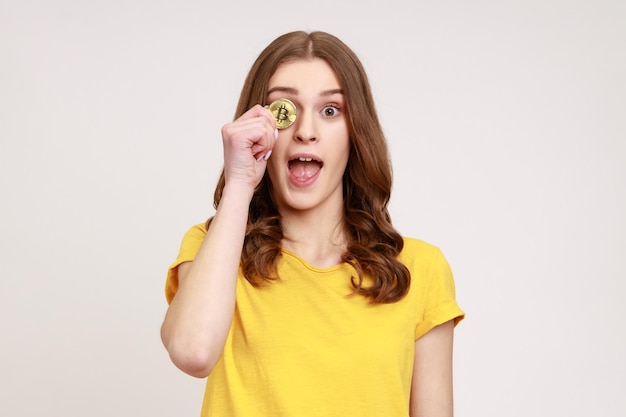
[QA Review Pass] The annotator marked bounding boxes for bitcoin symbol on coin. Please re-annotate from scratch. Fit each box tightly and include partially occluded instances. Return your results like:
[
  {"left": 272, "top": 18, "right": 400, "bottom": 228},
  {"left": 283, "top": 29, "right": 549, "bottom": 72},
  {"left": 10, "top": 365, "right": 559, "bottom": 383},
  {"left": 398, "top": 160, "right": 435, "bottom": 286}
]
[
  {"left": 276, "top": 105, "right": 289, "bottom": 122},
  {"left": 267, "top": 98, "right": 297, "bottom": 129}
]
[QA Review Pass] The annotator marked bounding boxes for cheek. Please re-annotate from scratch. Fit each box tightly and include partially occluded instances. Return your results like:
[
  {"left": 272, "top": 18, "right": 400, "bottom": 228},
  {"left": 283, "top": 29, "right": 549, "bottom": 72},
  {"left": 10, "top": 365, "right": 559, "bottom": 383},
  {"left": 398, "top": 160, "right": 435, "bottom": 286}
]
[
  {"left": 332, "top": 123, "right": 350, "bottom": 150},
  {"left": 266, "top": 146, "right": 289, "bottom": 184},
  {"left": 266, "top": 159, "right": 280, "bottom": 182},
  {"left": 330, "top": 147, "right": 350, "bottom": 177},
  {"left": 337, "top": 136, "right": 351, "bottom": 167}
]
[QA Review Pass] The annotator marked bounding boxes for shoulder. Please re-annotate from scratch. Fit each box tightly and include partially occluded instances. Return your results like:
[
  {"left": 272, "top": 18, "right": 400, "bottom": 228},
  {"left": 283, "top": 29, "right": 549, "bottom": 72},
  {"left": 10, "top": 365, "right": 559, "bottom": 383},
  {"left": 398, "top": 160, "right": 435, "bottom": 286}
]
[
  {"left": 178, "top": 221, "right": 210, "bottom": 257},
  {"left": 397, "top": 236, "right": 455, "bottom": 289},
  {"left": 400, "top": 237, "right": 465, "bottom": 336},
  {"left": 164, "top": 222, "right": 211, "bottom": 304},
  {"left": 184, "top": 222, "right": 208, "bottom": 238},
  {"left": 398, "top": 236, "right": 445, "bottom": 266}
]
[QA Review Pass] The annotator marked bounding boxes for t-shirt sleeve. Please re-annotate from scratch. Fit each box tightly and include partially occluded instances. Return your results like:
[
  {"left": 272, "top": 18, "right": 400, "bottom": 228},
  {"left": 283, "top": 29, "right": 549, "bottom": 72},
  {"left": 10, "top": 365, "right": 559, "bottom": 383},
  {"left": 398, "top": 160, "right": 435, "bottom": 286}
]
[
  {"left": 414, "top": 248, "right": 465, "bottom": 340},
  {"left": 164, "top": 222, "right": 208, "bottom": 304}
]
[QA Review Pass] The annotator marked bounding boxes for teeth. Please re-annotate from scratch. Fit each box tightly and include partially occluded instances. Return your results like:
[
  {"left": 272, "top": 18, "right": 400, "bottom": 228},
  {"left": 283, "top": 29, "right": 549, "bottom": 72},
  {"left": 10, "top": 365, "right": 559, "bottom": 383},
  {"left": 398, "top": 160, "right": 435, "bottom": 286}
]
[{"left": 298, "top": 157, "right": 313, "bottom": 162}]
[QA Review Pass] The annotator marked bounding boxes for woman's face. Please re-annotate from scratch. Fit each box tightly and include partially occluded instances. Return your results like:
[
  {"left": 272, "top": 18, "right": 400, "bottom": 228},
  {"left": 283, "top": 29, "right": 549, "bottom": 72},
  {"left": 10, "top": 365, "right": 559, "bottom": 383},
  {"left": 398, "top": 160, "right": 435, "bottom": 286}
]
[{"left": 265, "top": 58, "right": 350, "bottom": 216}]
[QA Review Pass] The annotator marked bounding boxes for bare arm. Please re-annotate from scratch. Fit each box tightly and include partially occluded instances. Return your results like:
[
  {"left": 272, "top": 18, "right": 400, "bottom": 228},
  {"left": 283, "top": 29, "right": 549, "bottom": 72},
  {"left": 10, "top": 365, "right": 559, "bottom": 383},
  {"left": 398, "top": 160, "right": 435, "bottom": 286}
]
[
  {"left": 410, "top": 320, "right": 456, "bottom": 417},
  {"left": 160, "top": 105, "right": 277, "bottom": 378}
]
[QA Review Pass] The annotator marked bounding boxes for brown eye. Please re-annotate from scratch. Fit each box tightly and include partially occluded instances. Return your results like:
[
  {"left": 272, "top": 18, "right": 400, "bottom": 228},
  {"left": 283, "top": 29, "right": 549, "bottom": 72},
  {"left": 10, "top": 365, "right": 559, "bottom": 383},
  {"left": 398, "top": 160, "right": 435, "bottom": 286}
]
[{"left": 322, "top": 105, "right": 340, "bottom": 117}]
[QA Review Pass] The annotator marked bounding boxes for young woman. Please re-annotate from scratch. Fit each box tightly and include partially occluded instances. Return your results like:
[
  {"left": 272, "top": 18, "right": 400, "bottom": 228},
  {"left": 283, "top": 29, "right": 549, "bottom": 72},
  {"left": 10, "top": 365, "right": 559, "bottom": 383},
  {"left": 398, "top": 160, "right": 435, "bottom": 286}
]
[{"left": 161, "top": 31, "right": 464, "bottom": 417}]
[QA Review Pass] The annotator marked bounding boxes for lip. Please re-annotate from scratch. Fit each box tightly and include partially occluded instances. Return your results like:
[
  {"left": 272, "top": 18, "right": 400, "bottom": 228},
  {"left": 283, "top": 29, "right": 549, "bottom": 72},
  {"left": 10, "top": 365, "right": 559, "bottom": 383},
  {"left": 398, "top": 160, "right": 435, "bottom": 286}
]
[
  {"left": 287, "top": 152, "right": 323, "bottom": 187},
  {"left": 288, "top": 152, "right": 323, "bottom": 163}
]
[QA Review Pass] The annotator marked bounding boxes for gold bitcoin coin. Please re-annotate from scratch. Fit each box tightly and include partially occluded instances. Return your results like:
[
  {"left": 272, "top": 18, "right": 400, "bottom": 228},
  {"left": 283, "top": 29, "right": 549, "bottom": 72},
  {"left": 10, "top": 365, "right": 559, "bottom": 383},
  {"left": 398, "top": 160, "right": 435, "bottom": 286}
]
[{"left": 267, "top": 98, "right": 297, "bottom": 129}]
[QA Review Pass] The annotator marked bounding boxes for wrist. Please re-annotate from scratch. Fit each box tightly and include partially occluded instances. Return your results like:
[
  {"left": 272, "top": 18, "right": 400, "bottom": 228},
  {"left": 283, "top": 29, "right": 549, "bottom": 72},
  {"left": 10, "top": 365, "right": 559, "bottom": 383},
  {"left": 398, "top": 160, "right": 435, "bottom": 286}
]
[{"left": 220, "top": 182, "right": 256, "bottom": 206}]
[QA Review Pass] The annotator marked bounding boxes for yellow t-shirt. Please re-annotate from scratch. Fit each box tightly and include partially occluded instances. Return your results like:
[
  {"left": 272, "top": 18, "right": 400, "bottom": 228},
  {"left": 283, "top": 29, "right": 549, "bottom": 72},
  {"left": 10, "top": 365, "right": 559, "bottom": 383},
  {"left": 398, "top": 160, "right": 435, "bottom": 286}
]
[{"left": 165, "top": 223, "right": 464, "bottom": 417}]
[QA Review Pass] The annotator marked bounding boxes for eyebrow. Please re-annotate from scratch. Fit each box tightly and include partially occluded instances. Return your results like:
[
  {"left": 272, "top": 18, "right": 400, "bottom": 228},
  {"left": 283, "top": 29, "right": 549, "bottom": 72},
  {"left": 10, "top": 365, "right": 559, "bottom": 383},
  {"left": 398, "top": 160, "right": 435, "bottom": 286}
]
[{"left": 267, "top": 87, "right": 344, "bottom": 97}]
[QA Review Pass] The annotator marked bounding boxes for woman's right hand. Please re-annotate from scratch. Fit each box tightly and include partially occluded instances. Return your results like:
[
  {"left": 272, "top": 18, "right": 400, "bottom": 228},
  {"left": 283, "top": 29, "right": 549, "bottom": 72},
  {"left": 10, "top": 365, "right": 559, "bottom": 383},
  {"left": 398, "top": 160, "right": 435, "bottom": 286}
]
[
  {"left": 221, "top": 104, "right": 277, "bottom": 190},
  {"left": 160, "top": 105, "right": 278, "bottom": 377}
]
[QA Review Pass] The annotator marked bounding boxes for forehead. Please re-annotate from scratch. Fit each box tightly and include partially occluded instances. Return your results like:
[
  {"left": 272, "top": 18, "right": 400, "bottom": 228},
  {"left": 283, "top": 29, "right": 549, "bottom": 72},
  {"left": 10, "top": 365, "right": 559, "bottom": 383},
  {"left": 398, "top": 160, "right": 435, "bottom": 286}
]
[{"left": 268, "top": 58, "right": 342, "bottom": 91}]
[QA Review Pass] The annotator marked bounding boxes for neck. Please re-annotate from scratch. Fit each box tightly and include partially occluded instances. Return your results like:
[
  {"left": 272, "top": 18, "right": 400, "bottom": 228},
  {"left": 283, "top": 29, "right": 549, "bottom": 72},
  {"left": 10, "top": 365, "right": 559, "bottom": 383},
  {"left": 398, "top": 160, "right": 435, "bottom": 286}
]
[{"left": 279, "top": 208, "right": 347, "bottom": 269}]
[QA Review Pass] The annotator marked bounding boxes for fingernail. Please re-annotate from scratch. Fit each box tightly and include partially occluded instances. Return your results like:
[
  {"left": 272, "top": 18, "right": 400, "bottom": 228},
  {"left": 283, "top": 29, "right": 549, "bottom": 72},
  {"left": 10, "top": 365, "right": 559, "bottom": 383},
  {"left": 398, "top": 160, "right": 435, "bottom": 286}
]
[
  {"left": 264, "top": 150, "right": 273, "bottom": 160},
  {"left": 257, "top": 154, "right": 265, "bottom": 162},
  {"left": 274, "top": 128, "right": 279, "bottom": 140}
]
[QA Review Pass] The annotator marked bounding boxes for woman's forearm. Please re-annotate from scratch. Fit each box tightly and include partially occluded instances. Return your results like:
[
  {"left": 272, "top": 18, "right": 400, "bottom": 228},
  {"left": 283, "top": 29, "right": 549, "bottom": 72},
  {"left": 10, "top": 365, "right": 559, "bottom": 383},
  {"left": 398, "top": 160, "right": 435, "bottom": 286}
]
[{"left": 160, "top": 183, "right": 254, "bottom": 378}]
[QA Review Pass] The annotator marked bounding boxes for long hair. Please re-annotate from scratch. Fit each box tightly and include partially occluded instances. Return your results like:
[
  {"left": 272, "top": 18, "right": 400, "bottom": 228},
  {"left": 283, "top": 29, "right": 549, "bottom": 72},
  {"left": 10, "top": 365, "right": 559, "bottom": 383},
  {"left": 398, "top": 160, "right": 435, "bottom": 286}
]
[{"left": 209, "top": 31, "right": 410, "bottom": 303}]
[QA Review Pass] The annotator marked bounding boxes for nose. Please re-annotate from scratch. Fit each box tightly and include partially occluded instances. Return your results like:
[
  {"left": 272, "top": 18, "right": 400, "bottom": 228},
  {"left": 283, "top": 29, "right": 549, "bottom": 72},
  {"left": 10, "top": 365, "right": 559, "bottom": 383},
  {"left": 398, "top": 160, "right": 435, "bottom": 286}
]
[{"left": 293, "top": 110, "right": 317, "bottom": 143}]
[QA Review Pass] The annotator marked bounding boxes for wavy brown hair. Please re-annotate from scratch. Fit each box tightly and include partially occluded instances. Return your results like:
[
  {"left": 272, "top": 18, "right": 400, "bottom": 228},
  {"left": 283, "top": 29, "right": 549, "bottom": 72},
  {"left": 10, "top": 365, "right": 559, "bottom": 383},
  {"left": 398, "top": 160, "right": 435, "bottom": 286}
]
[{"left": 208, "top": 31, "right": 410, "bottom": 303}]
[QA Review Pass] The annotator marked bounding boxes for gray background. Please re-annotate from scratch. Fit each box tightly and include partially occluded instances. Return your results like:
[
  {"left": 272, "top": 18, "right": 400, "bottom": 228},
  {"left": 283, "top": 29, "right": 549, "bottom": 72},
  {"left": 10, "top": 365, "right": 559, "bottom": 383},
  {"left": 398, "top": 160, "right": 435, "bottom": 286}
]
[{"left": 1, "top": 0, "right": 624, "bottom": 416}]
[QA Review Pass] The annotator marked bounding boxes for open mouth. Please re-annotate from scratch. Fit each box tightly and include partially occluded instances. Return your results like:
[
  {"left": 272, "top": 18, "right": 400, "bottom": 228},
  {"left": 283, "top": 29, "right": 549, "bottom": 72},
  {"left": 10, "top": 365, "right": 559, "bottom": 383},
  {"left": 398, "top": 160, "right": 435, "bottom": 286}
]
[{"left": 288, "top": 156, "right": 323, "bottom": 182}]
